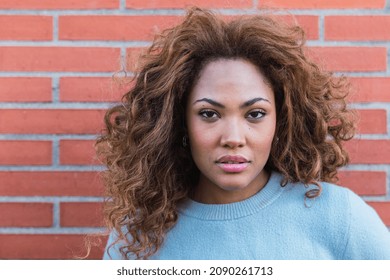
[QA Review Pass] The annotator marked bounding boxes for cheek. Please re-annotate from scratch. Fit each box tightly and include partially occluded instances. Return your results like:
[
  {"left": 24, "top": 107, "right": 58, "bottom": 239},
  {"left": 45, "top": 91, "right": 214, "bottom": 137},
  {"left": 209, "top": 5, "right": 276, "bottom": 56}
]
[
  {"left": 189, "top": 127, "right": 215, "bottom": 152},
  {"left": 251, "top": 124, "right": 276, "bottom": 151},
  {"left": 187, "top": 115, "right": 216, "bottom": 144},
  {"left": 266, "top": 128, "right": 276, "bottom": 147}
]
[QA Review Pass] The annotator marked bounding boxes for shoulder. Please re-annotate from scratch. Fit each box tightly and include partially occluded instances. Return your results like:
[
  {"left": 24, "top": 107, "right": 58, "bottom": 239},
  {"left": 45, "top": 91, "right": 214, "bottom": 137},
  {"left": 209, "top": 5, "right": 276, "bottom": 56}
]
[
  {"left": 279, "top": 177, "right": 351, "bottom": 211},
  {"left": 290, "top": 179, "right": 385, "bottom": 235},
  {"left": 317, "top": 181, "right": 390, "bottom": 259},
  {"left": 282, "top": 178, "right": 390, "bottom": 259},
  {"left": 283, "top": 178, "right": 363, "bottom": 213},
  {"left": 270, "top": 176, "right": 353, "bottom": 245},
  {"left": 290, "top": 180, "right": 353, "bottom": 235},
  {"left": 319, "top": 181, "right": 386, "bottom": 233},
  {"left": 340, "top": 189, "right": 390, "bottom": 259}
]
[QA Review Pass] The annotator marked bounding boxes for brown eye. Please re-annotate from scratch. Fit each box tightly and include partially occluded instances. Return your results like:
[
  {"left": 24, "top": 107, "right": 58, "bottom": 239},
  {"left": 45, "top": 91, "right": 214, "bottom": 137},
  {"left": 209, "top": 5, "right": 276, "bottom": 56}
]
[
  {"left": 247, "top": 110, "right": 265, "bottom": 120},
  {"left": 199, "top": 110, "right": 219, "bottom": 120}
]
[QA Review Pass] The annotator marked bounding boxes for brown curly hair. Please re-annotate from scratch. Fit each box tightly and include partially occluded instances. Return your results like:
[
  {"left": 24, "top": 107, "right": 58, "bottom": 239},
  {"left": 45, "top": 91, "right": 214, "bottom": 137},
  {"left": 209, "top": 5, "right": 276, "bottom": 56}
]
[{"left": 97, "top": 7, "right": 356, "bottom": 259}]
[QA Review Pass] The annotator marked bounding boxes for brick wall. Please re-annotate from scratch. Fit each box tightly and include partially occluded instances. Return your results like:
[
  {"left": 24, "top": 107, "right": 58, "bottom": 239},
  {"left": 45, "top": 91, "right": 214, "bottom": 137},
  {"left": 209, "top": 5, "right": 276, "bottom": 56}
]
[{"left": 0, "top": 0, "right": 389, "bottom": 259}]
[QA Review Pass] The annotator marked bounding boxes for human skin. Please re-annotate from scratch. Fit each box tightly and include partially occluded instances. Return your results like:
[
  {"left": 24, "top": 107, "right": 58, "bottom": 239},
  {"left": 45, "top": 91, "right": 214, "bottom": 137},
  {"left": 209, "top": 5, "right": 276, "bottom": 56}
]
[{"left": 186, "top": 58, "right": 277, "bottom": 204}]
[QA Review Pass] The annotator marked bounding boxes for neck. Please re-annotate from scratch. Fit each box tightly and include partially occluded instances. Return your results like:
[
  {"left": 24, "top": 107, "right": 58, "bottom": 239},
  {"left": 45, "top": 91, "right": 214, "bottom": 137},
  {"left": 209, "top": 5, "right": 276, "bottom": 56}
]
[{"left": 192, "top": 170, "right": 270, "bottom": 204}]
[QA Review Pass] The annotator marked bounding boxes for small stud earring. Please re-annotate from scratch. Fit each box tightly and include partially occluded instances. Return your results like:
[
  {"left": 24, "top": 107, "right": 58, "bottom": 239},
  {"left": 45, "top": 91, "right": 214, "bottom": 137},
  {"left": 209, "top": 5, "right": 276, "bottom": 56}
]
[{"left": 182, "top": 135, "right": 188, "bottom": 147}]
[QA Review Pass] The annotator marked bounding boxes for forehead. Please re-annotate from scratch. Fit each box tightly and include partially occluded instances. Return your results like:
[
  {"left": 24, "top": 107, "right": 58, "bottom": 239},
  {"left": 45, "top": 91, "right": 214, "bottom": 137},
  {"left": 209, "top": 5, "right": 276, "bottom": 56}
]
[{"left": 189, "top": 58, "right": 274, "bottom": 103}]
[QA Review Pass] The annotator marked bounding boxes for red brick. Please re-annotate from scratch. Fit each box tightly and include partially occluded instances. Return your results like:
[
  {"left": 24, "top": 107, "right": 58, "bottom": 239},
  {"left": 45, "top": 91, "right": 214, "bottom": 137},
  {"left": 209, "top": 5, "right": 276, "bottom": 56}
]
[
  {"left": 367, "top": 202, "right": 390, "bottom": 226},
  {"left": 308, "top": 47, "right": 387, "bottom": 72},
  {"left": 60, "top": 15, "right": 181, "bottom": 41},
  {"left": 126, "top": 47, "right": 148, "bottom": 71},
  {"left": 0, "top": 47, "right": 120, "bottom": 72},
  {"left": 60, "top": 77, "right": 131, "bottom": 102},
  {"left": 60, "top": 140, "right": 99, "bottom": 165},
  {"left": 0, "top": 203, "right": 52, "bottom": 227},
  {"left": 0, "top": 234, "right": 105, "bottom": 259},
  {"left": 0, "top": 172, "right": 104, "bottom": 196},
  {"left": 60, "top": 14, "right": 318, "bottom": 41},
  {"left": 123, "top": 20, "right": 317, "bottom": 67},
  {"left": 130, "top": 0, "right": 252, "bottom": 9},
  {"left": 357, "top": 109, "right": 387, "bottom": 134},
  {"left": 221, "top": 15, "right": 318, "bottom": 41},
  {"left": 224, "top": 14, "right": 320, "bottom": 40},
  {"left": 338, "top": 171, "right": 386, "bottom": 196},
  {"left": 61, "top": 202, "right": 104, "bottom": 227},
  {"left": 0, "top": 77, "right": 52, "bottom": 102},
  {"left": 265, "top": 0, "right": 385, "bottom": 9},
  {"left": 326, "top": 16, "right": 390, "bottom": 41},
  {"left": 345, "top": 140, "right": 390, "bottom": 164},
  {"left": 280, "top": 15, "right": 318, "bottom": 40},
  {"left": 0, "top": 141, "right": 51, "bottom": 165},
  {"left": 349, "top": 77, "right": 390, "bottom": 103},
  {"left": 0, "top": 16, "right": 52, "bottom": 41},
  {"left": 0, "top": 109, "right": 106, "bottom": 134},
  {"left": 127, "top": 0, "right": 252, "bottom": 9},
  {"left": 0, "top": 0, "right": 118, "bottom": 9}
]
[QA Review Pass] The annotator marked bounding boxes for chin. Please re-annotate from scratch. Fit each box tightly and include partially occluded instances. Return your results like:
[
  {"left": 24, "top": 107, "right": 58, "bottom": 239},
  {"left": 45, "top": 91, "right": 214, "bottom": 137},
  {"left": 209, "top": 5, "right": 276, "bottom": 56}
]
[
  {"left": 220, "top": 186, "right": 248, "bottom": 192},
  {"left": 217, "top": 181, "right": 252, "bottom": 192}
]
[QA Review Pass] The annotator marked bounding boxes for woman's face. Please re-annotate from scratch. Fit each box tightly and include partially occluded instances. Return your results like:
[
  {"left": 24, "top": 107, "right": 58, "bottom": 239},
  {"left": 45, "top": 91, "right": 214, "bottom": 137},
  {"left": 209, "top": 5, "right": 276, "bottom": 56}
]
[{"left": 186, "top": 58, "right": 276, "bottom": 204}]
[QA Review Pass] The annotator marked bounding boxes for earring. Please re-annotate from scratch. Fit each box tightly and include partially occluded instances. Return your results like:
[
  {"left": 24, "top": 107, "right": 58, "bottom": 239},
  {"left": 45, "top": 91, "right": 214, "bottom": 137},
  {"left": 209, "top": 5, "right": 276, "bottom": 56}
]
[{"left": 182, "top": 135, "right": 188, "bottom": 147}]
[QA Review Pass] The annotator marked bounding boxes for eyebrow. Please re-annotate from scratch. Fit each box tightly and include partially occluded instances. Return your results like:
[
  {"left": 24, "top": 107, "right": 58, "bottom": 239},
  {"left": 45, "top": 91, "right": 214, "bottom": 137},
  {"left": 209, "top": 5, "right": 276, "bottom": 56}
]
[{"left": 193, "top": 97, "right": 270, "bottom": 108}]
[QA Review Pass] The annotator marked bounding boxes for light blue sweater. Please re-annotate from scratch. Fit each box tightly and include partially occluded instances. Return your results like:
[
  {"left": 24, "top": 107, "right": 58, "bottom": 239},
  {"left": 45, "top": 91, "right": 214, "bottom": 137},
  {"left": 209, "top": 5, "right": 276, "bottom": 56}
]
[{"left": 103, "top": 172, "right": 390, "bottom": 259}]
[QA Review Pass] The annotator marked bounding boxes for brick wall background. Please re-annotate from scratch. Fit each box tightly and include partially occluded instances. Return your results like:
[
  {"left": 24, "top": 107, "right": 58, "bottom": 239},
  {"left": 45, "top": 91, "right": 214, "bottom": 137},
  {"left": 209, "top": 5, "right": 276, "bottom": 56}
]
[{"left": 0, "top": 0, "right": 389, "bottom": 259}]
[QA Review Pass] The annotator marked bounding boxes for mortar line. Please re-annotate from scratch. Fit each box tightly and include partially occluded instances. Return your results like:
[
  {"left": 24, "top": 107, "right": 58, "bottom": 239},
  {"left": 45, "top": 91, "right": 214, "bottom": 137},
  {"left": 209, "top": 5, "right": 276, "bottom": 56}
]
[
  {"left": 0, "top": 197, "right": 104, "bottom": 202},
  {"left": 52, "top": 14, "right": 59, "bottom": 42},
  {"left": 120, "top": 0, "right": 126, "bottom": 10},
  {"left": 52, "top": 136, "right": 60, "bottom": 167},
  {"left": 0, "top": 227, "right": 106, "bottom": 234},
  {"left": 52, "top": 76, "right": 60, "bottom": 103},
  {"left": 52, "top": 200, "right": 60, "bottom": 228},
  {"left": 0, "top": 166, "right": 105, "bottom": 172},
  {"left": 1, "top": 8, "right": 390, "bottom": 16},
  {"left": 318, "top": 14, "right": 325, "bottom": 42}
]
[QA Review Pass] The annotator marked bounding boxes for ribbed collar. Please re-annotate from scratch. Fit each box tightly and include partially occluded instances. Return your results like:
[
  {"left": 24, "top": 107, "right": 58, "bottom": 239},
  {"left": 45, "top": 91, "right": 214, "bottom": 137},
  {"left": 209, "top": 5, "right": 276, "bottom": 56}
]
[{"left": 178, "top": 172, "right": 286, "bottom": 221}]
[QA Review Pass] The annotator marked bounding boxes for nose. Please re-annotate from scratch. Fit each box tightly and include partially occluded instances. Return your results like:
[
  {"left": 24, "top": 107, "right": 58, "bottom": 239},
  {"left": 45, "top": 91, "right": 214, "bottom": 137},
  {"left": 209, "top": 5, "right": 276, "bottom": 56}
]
[{"left": 220, "top": 119, "right": 246, "bottom": 149}]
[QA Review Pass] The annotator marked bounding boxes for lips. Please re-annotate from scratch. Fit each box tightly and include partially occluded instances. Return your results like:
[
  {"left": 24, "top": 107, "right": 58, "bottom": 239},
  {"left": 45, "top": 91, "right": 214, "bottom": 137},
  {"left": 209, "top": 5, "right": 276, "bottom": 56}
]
[
  {"left": 216, "top": 155, "right": 250, "bottom": 173},
  {"left": 216, "top": 155, "right": 249, "bottom": 164}
]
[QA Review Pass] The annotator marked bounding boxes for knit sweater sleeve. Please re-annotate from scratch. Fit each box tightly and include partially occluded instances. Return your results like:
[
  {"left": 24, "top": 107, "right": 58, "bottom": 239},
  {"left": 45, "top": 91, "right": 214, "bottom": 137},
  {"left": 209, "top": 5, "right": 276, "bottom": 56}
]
[{"left": 341, "top": 189, "right": 390, "bottom": 259}]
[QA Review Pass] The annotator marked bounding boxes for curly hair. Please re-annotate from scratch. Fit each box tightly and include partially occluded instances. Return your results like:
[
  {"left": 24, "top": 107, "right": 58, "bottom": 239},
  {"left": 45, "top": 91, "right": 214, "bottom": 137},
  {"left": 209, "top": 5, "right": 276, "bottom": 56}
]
[{"left": 97, "top": 7, "right": 356, "bottom": 259}]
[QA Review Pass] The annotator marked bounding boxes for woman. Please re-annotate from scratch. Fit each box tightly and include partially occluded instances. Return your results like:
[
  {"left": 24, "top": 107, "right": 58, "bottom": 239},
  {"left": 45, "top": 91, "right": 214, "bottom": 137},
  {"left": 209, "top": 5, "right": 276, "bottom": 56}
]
[{"left": 99, "top": 7, "right": 390, "bottom": 259}]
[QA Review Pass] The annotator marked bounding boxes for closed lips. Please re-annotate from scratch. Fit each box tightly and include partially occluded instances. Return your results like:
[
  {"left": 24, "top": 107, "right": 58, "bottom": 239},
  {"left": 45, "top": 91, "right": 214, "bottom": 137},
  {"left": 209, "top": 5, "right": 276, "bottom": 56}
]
[{"left": 216, "top": 156, "right": 250, "bottom": 164}]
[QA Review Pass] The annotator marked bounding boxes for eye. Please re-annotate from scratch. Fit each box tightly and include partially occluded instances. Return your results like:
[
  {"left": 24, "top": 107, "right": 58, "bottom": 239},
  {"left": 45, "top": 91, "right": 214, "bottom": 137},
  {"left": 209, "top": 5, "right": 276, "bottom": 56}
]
[
  {"left": 246, "top": 110, "right": 265, "bottom": 120},
  {"left": 199, "top": 109, "right": 219, "bottom": 120}
]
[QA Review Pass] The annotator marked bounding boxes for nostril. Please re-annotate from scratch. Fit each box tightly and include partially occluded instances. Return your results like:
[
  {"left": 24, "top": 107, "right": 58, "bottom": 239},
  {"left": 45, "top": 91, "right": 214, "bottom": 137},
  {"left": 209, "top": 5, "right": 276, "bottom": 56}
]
[{"left": 222, "top": 140, "right": 245, "bottom": 149}]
